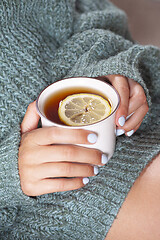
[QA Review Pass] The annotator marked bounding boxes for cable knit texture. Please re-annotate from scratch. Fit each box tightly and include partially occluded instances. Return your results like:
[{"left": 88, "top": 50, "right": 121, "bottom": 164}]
[{"left": 0, "top": 0, "right": 160, "bottom": 239}]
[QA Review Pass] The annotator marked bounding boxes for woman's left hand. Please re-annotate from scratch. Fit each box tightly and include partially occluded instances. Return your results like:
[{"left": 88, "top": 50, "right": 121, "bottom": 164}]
[{"left": 106, "top": 75, "right": 149, "bottom": 137}]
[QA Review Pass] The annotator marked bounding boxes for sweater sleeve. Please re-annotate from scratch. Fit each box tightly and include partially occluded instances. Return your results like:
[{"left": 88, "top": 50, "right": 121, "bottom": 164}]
[
  {"left": 48, "top": 0, "right": 160, "bottom": 108},
  {"left": 0, "top": 126, "right": 37, "bottom": 233}
]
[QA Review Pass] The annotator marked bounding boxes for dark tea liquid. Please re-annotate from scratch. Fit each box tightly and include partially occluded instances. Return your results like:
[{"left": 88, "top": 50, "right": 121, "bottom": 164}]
[{"left": 44, "top": 87, "right": 111, "bottom": 125}]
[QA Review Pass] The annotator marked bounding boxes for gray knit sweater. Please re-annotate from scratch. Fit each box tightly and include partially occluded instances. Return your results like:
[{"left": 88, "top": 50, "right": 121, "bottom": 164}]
[{"left": 0, "top": 0, "right": 160, "bottom": 239}]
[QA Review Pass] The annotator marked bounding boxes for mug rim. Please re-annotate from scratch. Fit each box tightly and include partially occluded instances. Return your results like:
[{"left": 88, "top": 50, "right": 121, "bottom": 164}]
[{"left": 36, "top": 77, "right": 120, "bottom": 128}]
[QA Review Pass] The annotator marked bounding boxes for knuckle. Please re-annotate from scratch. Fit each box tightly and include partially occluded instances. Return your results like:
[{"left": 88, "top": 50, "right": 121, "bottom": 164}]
[
  {"left": 19, "top": 147, "right": 33, "bottom": 164},
  {"left": 119, "top": 84, "right": 129, "bottom": 92},
  {"left": 92, "top": 149, "right": 101, "bottom": 164},
  {"left": 63, "top": 146, "right": 75, "bottom": 160},
  {"left": 86, "top": 166, "right": 94, "bottom": 176},
  {"left": 73, "top": 130, "right": 81, "bottom": 142},
  {"left": 57, "top": 178, "right": 82, "bottom": 191},
  {"left": 48, "top": 127, "right": 58, "bottom": 143},
  {"left": 134, "top": 83, "right": 143, "bottom": 94},
  {"left": 21, "top": 182, "right": 35, "bottom": 196},
  {"left": 135, "top": 85, "right": 146, "bottom": 104},
  {"left": 139, "top": 93, "right": 147, "bottom": 105},
  {"left": 63, "top": 163, "right": 72, "bottom": 176},
  {"left": 21, "top": 132, "right": 32, "bottom": 146},
  {"left": 57, "top": 179, "right": 66, "bottom": 190},
  {"left": 19, "top": 164, "right": 38, "bottom": 196}
]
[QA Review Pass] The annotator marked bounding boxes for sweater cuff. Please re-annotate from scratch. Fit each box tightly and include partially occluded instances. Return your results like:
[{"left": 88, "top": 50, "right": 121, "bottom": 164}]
[{"left": 0, "top": 126, "right": 35, "bottom": 207}]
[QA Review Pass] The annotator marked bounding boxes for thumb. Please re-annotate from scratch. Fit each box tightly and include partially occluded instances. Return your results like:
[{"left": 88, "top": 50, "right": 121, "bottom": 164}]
[{"left": 21, "top": 101, "right": 40, "bottom": 134}]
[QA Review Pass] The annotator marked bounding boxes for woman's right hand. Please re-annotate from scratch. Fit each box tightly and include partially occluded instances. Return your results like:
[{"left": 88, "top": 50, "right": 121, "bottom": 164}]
[{"left": 18, "top": 102, "right": 106, "bottom": 196}]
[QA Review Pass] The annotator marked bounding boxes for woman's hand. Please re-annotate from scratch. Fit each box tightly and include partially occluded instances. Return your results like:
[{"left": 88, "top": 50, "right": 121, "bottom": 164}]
[
  {"left": 106, "top": 75, "right": 149, "bottom": 137},
  {"left": 18, "top": 102, "right": 106, "bottom": 196}
]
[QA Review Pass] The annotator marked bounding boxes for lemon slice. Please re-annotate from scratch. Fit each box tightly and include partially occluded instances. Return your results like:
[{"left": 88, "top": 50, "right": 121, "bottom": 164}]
[{"left": 58, "top": 93, "right": 111, "bottom": 126}]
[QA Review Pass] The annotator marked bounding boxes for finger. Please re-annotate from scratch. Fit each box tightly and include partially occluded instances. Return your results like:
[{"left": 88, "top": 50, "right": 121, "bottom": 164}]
[
  {"left": 123, "top": 102, "right": 149, "bottom": 133},
  {"left": 32, "top": 162, "right": 99, "bottom": 179},
  {"left": 106, "top": 75, "right": 129, "bottom": 127},
  {"left": 23, "top": 126, "right": 98, "bottom": 146},
  {"left": 127, "top": 78, "right": 148, "bottom": 116},
  {"left": 29, "top": 145, "right": 106, "bottom": 166},
  {"left": 24, "top": 177, "right": 89, "bottom": 196},
  {"left": 125, "top": 121, "right": 142, "bottom": 137},
  {"left": 116, "top": 119, "right": 143, "bottom": 137},
  {"left": 21, "top": 101, "right": 40, "bottom": 134}
]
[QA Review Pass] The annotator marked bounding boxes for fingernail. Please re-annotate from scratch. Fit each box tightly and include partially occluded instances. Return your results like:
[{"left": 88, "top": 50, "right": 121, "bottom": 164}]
[
  {"left": 101, "top": 154, "right": 109, "bottom": 165},
  {"left": 87, "top": 133, "right": 98, "bottom": 144},
  {"left": 116, "top": 129, "right": 125, "bottom": 136},
  {"left": 126, "top": 130, "right": 134, "bottom": 137},
  {"left": 94, "top": 166, "right": 99, "bottom": 175},
  {"left": 83, "top": 177, "right": 89, "bottom": 185},
  {"left": 126, "top": 112, "right": 134, "bottom": 120},
  {"left": 118, "top": 116, "right": 126, "bottom": 127}
]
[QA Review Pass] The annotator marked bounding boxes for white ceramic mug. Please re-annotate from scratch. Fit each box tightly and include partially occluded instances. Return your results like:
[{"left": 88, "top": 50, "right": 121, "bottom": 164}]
[{"left": 36, "top": 77, "right": 120, "bottom": 159}]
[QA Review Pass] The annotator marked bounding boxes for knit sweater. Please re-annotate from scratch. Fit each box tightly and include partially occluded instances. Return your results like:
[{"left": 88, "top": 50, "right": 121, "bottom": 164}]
[{"left": 0, "top": 0, "right": 160, "bottom": 239}]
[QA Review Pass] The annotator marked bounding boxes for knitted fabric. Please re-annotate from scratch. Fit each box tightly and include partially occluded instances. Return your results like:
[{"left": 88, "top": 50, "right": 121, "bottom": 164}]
[{"left": 0, "top": 0, "right": 160, "bottom": 239}]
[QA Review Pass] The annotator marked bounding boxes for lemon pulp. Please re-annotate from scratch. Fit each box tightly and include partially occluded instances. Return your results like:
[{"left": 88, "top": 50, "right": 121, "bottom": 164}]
[{"left": 58, "top": 93, "right": 111, "bottom": 126}]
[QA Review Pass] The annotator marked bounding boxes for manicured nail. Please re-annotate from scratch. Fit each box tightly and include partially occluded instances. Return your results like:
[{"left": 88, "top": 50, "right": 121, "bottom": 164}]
[
  {"left": 83, "top": 177, "right": 89, "bottom": 185},
  {"left": 87, "top": 133, "right": 98, "bottom": 144},
  {"left": 118, "top": 116, "right": 126, "bottom": 127},
  {"left": 94, "top": 166, "right": 99, "bottom": 175},
  {"left": 116, "top": 129, "right": 125, "bottom": 136},
  {"left": 101, "top": 154, "right": 109, "bottom": 165},
  {"left": 126, "top": 130, "right": 134, "bottom": 137},
  {"left": 126, "top": 112, "right": 134, "bottom": 120}
]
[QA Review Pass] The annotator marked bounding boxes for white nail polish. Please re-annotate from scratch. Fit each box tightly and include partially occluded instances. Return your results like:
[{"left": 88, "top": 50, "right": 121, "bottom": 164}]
[
  {"left": 101, "top": 154, "right": 109, "bottom": 165},
  {"left": 126, "top": 112, "right": 134, "bottom": 120},
  {"left": 118, "top": 116, "right": 126, "bottom": 127},
  {"left": 116, "top": 129, "right": 125, "bottom": 136},
  {"left": 87, "top": 133, "right": 98, "bottom": 144},
  {"left": 83, "top": 177, "right": 89, "bottom": 185},
  {"left": 126, "top": 129, "right": 134, "bottom": 137},
  {"left": 94, "top": 166, "right": 99, "bottom": 175}
]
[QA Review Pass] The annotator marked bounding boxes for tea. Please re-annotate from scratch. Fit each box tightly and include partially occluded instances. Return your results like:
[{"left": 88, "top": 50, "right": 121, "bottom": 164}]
[
  {"left": 43, "top": 86, "right": 112, "bottom": 125},
  {"left": 37, "top": 77, "right": 120, "bottom": 157}
]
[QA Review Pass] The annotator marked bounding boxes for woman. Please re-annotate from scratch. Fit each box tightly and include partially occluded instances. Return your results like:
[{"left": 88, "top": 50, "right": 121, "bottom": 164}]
[{"left": 0, "top": 0, "right": 160, "bottom": 239}]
